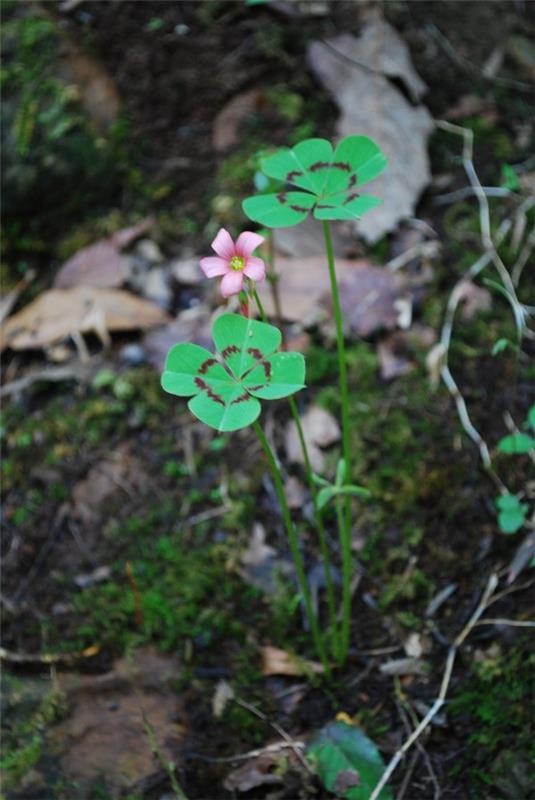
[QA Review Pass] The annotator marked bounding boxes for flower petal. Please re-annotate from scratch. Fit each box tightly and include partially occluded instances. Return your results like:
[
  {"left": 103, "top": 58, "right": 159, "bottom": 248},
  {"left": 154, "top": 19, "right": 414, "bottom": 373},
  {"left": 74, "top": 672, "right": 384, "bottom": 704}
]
[
  {"left": 243, "top": 256, "right": 266, "bottom": 282},
  {"left": 199, "top": 256, "right": 229, "bottom": 278},
  {"left": 235, "top": 231, "right": 264, "bottom": 258},
  {"left": 211, "top": 228, "right": 236, "bottom": 260},
  {"left": 220, "top": 271, "right": 244, "bottom": 297}
]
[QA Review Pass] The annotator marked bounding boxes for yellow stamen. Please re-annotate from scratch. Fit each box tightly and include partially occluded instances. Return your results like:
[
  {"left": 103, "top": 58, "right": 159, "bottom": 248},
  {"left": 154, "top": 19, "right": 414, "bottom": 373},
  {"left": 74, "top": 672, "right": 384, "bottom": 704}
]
[{"left": 230, "top": 256, "right": 246, "bottom": 271}]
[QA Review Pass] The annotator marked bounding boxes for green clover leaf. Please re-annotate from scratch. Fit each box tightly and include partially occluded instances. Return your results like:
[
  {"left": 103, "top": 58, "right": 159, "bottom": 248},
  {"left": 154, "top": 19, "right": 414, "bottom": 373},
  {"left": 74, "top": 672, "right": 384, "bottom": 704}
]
[
  {"left": 496, "top": 493, "right": 528, "bottom": 534},
  {"left": 243, "top": 136, "right": 387, "bottom": 228},
  {"left": 161, "top": 313, "right": 305, "bottom": 432}
]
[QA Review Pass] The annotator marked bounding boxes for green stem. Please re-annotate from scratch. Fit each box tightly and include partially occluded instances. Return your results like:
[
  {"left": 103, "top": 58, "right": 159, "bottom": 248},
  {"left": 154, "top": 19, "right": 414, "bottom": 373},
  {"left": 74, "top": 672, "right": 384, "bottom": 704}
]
[
  {"left": 336, "top": 496, "right": 351, "bottom": 657},
  {"left": 253, "top": 419, "right": 329, "bottom": 674},
  {"left": 252, "top": 284, "right": 339, "bottom": 659},
  {"left": 288, "top": 395, "right": 340, "bottom": 660},
  {"left": 322, "top": 220, "right": 353, "bottom": 664},
  {"left": 252, "top": 287, "right": 267, "bottom": 322}
]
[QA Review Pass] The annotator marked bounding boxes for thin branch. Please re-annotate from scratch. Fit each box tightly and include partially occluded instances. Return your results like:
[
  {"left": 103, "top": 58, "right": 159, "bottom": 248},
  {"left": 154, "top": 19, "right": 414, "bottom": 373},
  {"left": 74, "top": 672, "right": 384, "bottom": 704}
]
[{"left": 369, "top": 574, "right": 498, "bottom": 800}]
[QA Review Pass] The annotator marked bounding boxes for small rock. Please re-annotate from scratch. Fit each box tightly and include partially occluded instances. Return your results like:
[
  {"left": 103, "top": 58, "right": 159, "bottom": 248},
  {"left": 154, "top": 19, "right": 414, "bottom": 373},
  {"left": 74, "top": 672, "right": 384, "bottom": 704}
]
[
  {"left": 74, "top": 565, "right": 111, "bottom": 589},
  {"left": 134, "top": 238, "right": 163, "bottom": 263},
  {"left": 170, "top": 256, "right": 204, "bottom": 286},
  {"left": 119, "top": 343, "right": 146, "bottom": 366}
]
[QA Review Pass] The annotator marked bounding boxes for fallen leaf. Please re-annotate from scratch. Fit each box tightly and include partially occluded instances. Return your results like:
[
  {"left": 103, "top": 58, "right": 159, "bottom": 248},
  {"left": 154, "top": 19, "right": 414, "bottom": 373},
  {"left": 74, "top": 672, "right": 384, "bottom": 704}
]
[
  {"left": 224, "top": 753, "right": 284, "bottom": 792},
  {"left": 285, "top": 405, "right": 340, "bottom": 473},
  {"left": 257, "top": 255, "right": 374, "bottom": 325},
  {"left": 271, "top": 216, "right": 356, "bottom": 259},
  {"left": 72, "top": 445, "right": 147, "bottom": 524},
  {"left": 212, "top": 89, "right": 264, "bottom": 152},
  {"left": 240, "top": 523, "right": 293, "bottom": 595},
  {"left": 308, "top": 17, "right": 433, "bottom": 242},
  {"left": 1, "top": 286, "right": 169, "bottom": 351},
  {"left": 54, "top": 220, "right": 152, "bottom": 289},
  {"left": 212, "top": 679, "right": 235, "bottom": 718},
  {"left": 379, "top": 657, "right": 429, "bottom": 676},
  {"left": 321, "top": 265, "right": 420, "bottom": 338},
  {"left": 284, "top": 476, "right": 308, "bottom": 510},
  {"left": 143, "top": 306, "right": 213, "bottom": 371},
  {"left": 261, "top": 645, "right": 324, "bottom": 677},
  {"left": 377, "top": 333, "right": 414, "bottom": 381},
  {"left": 456, "top": 280, "right": 492, "bottom": 320}
]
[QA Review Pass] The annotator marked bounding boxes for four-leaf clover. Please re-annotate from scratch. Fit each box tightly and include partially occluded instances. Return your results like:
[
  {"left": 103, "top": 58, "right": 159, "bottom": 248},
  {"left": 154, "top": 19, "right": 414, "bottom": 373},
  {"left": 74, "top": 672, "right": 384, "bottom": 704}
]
[
  {"left": 243, "top": 136, "right": 387, "bottom": 228},
  {"left": 161, "top": 313, "right": 305, "bottom": 431}
]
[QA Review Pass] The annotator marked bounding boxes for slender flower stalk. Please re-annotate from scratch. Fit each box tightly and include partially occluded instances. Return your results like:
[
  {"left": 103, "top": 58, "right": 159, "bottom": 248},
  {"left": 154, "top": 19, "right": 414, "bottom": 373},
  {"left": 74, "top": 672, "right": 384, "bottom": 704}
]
[
  {"left": 251, "top": 284, "right": 340, "bottom": 660},
  {"left": 253, "top": 419, "right": 329, "bottom": 675},
  {"left": 322, "top": 219, "right": 353, "bottom": 664}
]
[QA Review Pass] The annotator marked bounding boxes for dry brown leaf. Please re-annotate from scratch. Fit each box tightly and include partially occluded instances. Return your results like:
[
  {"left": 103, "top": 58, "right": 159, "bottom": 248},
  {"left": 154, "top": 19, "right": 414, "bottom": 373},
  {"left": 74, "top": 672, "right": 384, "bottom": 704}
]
[
  {"left": 307, "top": 17, "right": 433, "bottom": 242},
  {"left": 285, "top": 405, "right": 340, "bottom": 473},
  {"left": 271, "top": 216, "right": 357, "bottom": 259},
  {"left": 224, "top": 752, "right": 284, "bottom": 792},
  {"left": 212, "top": 89, "right": 264, "bottom": 152},
  {"left": 212, "top": 679, "right": 235, "bottom": 718},
  {"left": 456, "top": 280, "right": 492, "bottom": 320},
  {"left": 54, "top": 220, "right": 152, "bottom": 289},
  {"left": 257, "top": 255, "right": 373, "bottom": 325},
  {"left": 377, "top": 333, "right": 414, "bottom": 381},
  {"left": 72, "top": 445, "right": 147, "bottom": 524},
  {"left": 1, "top": 286, "right": 169, "bottom": 351},
  {"left": 261, "top": 645, "right": 324, "bottom": 677},
  {"left": 321, "top": 265, "right": 415, "bottom": 338}
]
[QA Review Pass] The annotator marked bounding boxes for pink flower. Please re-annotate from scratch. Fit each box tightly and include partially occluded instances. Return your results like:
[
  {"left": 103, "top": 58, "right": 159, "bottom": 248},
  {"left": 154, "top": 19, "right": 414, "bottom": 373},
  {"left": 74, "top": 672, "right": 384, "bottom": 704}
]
[{"left": 200, "top": 228, "right": 266, "bottom": 298}]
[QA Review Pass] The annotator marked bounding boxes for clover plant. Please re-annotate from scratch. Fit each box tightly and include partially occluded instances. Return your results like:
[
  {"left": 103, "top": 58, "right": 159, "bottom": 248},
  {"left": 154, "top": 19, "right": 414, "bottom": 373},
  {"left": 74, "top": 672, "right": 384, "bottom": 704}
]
[
  {"left": 494, "top": 404, "right": 535, "bottom": 535},
  {"left": 162, "top": 135, "right": 386, "bottom": 672}
]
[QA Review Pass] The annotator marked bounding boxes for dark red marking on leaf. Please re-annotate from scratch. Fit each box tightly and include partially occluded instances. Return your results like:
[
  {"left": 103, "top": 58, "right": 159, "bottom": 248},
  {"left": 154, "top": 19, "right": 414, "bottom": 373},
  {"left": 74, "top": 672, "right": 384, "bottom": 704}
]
[
  {"left": 221, "top": 345, "right": 239, "bottom": 359},
  {"left": 290, "top": 205, "right": 310, "bottom": 213},
  {"left": 277, "top": 193, "right": 287, "bottom": 204},
  {"left": 343, "top": 192, "right": 360, "bottom": 205},
  {"left": 286, "top": 170, "right": 303, "bottom": 182},
  {"left": 247, "top": 347, "right": 272, "bottom": 379},
  {"left": 231, "top": 392, "right": 250, "bottom": 405},
  {"left": 198, "top": 357, "right": 217, "bottom": 374},
  {"left": 316, "top": 204, "right": 336, "bottom": 210},
  {"left": 348, "top": 174, "right": 357, "bottom": 188},
  {"left": 332, "top": 161, "right": 351, "bottom": 172},
  {"left": 309, "top": 161, "right": 330, "bottom": 172},
  {"left": 247, "top": 385, "right": 266, "bottom": 392},
  {"left": 194, "top": 377, "right": 225, "bottom": 406}
]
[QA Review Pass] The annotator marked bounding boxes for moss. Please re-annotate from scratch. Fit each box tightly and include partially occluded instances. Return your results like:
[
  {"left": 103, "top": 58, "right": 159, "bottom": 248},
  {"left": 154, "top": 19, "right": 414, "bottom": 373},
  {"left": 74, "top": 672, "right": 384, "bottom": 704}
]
[
  {"left": 0, "top": 675, "right": 67, "bottom": 789},
  {"left": 449, "top": 637, "right": 535, "bottom": 795}
]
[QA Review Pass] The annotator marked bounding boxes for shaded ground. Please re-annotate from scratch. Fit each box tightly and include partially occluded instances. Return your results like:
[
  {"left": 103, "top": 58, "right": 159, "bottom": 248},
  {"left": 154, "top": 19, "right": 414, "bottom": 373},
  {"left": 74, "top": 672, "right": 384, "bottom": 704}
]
[{"left": 1, "top": 2, "right": 534, "bottom": 799}]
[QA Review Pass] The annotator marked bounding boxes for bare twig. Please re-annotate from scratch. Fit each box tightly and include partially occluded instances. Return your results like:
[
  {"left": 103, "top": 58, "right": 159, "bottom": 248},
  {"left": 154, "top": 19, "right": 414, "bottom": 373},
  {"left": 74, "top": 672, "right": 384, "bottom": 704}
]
[
  {"left": 426, "top": 23, "right": 532, "bottom": 92},
  {"left": 234, "top": 697, "right": 312, "bottom": 773},
  {"left": 142, "top": 712, "right": 188, "bottom": 800},
  {"left": 370, "top": 574, "right": 499, "bottom": 800},
  {"left": 0, "top": 643, "right": 100, "bottom": 664},
  {"left": 433, "top": 120, "right": 534, "bottom": 477}
]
